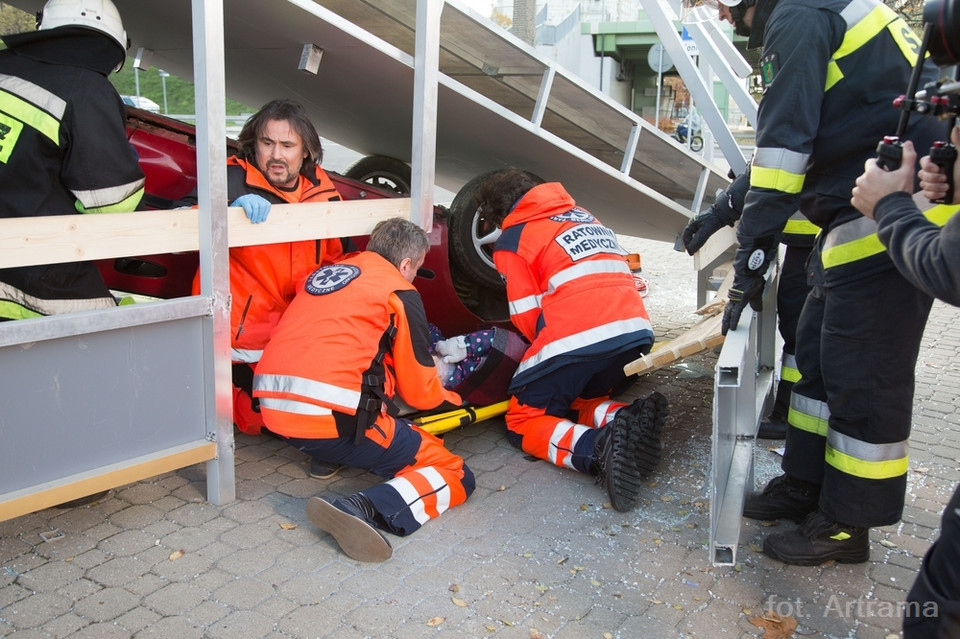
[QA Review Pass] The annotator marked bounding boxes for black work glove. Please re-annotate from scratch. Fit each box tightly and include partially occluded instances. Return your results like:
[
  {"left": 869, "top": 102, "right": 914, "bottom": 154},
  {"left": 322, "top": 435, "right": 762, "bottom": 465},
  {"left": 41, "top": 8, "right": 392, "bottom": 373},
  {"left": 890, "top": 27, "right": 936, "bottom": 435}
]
[
  {"left": 721, "top": 238, "right": 775, "bottom": 335},
  {"left": 721, "top": 273, "right": 766, "bottom": 335},
  {"left": 682, "top": 171, "right": 748, "bottom": 255},
  {"left": 681, "top": 201, "right": 736, "bottom": 255}
]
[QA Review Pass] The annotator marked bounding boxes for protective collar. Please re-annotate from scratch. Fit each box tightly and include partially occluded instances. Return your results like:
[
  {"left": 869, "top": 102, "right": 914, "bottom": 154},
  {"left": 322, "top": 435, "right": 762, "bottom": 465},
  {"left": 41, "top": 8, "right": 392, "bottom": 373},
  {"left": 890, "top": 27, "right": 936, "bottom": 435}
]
[{"left": 1, "top": 27, "right": 125, "bottom": 75}]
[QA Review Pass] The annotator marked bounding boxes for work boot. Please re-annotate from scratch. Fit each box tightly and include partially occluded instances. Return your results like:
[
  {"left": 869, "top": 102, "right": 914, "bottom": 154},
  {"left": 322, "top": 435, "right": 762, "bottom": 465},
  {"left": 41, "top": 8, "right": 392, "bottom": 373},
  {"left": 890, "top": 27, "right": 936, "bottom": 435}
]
[
  {"left": 591, "top": 411, "right": 644, "bottom": 512},
  {"left": 630, "top": 391, "right": 669, "bottom": 478},
  {"left": 743, "top": 474, "right": 819, "bottom": 522},
  {"left": 762, "top": 509, "right": 870, "bottom": 565},
  {"left": 306, "top": 494, "right": 392, "bottom": 562},
  {"left": 308, "top": 457, "right": 344, "bottom": 480},
  {"left": 757, "top": 411, "right": 789, "bottom": 440}
]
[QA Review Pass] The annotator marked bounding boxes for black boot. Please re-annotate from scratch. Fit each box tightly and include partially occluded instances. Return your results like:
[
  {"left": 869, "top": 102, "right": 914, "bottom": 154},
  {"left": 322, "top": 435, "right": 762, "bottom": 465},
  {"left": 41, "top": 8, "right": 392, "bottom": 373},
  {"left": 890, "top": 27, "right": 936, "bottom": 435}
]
[
  {"left": 306, "top": 493, "right": 392, "bottom": 562},
  {"left": 591, "top": 411, "right": 643, "bottom": 512},
  {"left": 633, "top": 391, "right": 669, "bottom": 478},
  {"left": 757, "top": 411, "right": 789, "bottom": 439},
  {"left": 762, "top": 509, "right": 870, "bottom": 565},
  {"left": 743, "top": 474, "right": 819, "bottom": 522}
]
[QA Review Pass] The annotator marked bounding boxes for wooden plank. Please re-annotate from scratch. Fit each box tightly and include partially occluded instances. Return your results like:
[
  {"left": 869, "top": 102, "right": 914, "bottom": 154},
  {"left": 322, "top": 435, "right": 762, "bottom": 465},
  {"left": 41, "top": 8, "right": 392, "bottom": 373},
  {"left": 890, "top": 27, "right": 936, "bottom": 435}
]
[
  {"left": 0, "top": 199, "right": 411, "bottom": 269},
  {"left": 0, "top": 441, "right": 217, "bottom": 522}
]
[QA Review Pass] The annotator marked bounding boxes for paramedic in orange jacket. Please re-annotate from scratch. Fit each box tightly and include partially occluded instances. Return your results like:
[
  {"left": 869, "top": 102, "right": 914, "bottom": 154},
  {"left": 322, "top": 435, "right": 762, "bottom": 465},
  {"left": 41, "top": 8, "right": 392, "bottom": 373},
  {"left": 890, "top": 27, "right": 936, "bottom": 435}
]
[
  {"left": 177, "top": 99, "right": 353, "bottom": 435},
  {"left": 253, "top": 217, "right": 473, "bottom": 562},
  {"left": 474, "top": 169, "right": 669, "bottom": 512}
]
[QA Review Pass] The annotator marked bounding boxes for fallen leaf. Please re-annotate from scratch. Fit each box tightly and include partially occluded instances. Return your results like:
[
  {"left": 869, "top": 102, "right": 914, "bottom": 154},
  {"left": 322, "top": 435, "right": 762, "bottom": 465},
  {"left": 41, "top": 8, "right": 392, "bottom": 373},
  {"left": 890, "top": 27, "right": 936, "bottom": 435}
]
[
  {"left": 426, "top": 616, "right": 445, "bottom": 627},
  {"left": 530, "top": 630, "right": 546, "bottom": 639},
  {"left": 497, "top": 485, "right": 506, "bottom": 491},
  {"left": 449, "top": 583, "right": 460, "bottom": 593},
  {"left": 748, "top": 611, "right": 798, "bottom": 639},
  {"left": 603, "top": 633, "right": 614, "bottom": 639},
  {"left": 278, "top": 522, "right": 297, "bottom": 530},
  {"left": 590, "top": 579, "right": 601, "bottom": 587},
  {"left": 879, "top": 539, "right": 898, "bottom": 548},
  {"left": 452, "top": 597, "right": 467, "bottom": 607},
  {"left": 168, "top": 549, "right": 184, "bottom": 561}
]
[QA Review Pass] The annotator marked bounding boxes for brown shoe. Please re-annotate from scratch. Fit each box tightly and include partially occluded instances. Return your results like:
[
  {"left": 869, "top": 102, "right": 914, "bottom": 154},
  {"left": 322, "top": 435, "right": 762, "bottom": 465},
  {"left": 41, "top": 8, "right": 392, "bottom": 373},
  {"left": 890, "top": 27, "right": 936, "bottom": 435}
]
[{"left": 306, "top": 496, "right": 392, "bottom": 562}]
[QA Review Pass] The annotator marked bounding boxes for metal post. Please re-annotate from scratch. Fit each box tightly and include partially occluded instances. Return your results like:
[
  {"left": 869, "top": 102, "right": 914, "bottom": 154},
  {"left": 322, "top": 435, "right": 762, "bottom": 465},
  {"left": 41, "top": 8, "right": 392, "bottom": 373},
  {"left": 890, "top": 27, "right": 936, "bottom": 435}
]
[{"left": 411, "top": 0, "right": 441, "bottom": 232}]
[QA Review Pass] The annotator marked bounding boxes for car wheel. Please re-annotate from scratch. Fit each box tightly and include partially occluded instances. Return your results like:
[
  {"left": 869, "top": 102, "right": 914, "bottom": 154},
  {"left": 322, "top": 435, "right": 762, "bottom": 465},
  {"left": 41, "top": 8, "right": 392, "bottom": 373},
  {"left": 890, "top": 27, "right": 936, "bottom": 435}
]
[
  {"left": 343, "top": 155, "right": 412, "bottom": 196},
  {"left": 448, "top": 170, "right": 508, "bottom": 290}
]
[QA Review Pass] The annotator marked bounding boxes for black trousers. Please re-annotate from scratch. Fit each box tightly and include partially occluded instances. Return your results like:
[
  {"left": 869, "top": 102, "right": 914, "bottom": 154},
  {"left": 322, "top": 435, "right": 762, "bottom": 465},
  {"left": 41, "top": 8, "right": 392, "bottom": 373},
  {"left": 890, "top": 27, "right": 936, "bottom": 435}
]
[
  {"left": 784, "top": 266, "right": 933, "bottom": 527},
  {"left": 903, "top": 483, "right": 960, "bottom": 638}
]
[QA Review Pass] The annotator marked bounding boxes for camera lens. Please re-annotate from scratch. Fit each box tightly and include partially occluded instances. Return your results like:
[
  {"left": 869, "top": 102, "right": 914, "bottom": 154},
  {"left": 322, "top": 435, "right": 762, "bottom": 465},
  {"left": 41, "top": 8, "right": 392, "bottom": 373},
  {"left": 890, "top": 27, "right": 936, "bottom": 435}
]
[{"left": 925, "top": 0, "right": 960, "bottom": 66}]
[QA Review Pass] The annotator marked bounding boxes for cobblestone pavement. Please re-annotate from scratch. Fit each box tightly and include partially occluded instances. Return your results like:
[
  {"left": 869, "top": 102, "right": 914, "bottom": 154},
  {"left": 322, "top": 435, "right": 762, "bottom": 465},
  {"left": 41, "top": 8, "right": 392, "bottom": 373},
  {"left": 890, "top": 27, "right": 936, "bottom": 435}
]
[{"left": 2, "top": 238, "right": 958, "bottom": 639}]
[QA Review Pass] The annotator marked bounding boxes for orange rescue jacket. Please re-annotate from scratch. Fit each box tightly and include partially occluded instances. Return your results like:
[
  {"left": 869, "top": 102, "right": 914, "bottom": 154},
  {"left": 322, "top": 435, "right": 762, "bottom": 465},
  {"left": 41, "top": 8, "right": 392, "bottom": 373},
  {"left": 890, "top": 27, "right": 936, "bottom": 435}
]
[
  {"left": 492, "top": 182, "right": 654, "bottom": 387},
  {"left": 252, "top": 251, "right": 462, "bottom": 440}
]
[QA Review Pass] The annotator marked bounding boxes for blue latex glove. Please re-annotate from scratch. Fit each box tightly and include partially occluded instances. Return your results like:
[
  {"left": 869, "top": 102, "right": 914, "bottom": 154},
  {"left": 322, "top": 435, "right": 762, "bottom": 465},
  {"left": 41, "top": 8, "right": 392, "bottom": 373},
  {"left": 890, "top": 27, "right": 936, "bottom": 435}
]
[{"left": 231, "top": 194, "right": 271, "bottom": 224}]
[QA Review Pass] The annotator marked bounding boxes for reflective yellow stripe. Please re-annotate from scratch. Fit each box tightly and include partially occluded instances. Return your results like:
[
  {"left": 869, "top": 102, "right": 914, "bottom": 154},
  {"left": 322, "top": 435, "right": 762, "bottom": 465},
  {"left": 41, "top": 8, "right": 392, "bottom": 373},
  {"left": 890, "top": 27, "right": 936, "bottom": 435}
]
[
  {"left": 825, "top": 429, "right": 909, "bottom": 480},
  {"left": 74, "top": 186, "right": 145, "bottom": 214},
  {"left": 751, "top": 165, "right": 805, "bottom": 194},
  {"left": 0, "top": 89, "right": 60, "bottom": 144},
  {"left": 783, "top": 217, "right": 820, "bottom": 236},
  {"left": 788, "top": 392, "right": 829, "bottom": 436},
  {"left": 825, "top": 445, "right": 909, "bottom": 479},
  {"left": 825, "top": 61, "right": 843, "bottom": 91},
  {"left": 751, "top": 148, "right": 809, "bottom": 195},
  {"left": 823, "top": 204, "right": 960, "bottom": 269},
  {"left": 0, "top": 300, "right": 42, "bottom": 320},
  {"left": 780, "top": 365, "right": 801, "bottom": 384}
]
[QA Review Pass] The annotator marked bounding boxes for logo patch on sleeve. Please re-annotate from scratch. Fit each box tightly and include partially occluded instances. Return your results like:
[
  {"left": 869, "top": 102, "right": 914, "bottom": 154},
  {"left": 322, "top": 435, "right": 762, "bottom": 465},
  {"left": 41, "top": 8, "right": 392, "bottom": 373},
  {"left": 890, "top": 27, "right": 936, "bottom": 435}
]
[
  {"left": 759, "top": 52, "right": 778, "bottom": 88},
  {"left": 548, "top": 207, "right": 595, "bottom": 224},
  {"left": 305, "top": 264, "right": 361, "bottom": 295}
]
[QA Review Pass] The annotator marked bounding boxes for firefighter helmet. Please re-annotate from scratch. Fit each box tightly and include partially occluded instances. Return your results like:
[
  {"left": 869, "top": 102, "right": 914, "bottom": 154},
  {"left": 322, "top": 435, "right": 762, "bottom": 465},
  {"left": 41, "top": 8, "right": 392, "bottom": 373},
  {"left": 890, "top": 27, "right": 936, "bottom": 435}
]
[{"left": 37, "top": 0, "right": 128, "bottom": 52}]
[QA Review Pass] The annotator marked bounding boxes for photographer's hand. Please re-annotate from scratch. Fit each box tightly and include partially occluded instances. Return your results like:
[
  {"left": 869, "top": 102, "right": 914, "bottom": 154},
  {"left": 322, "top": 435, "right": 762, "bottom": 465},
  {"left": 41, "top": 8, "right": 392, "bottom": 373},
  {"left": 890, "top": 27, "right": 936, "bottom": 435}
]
[
  {"left": 919, "top": 126, "right": 960, "bottom": 203},
  {"left": 852, "top": 141, "right": 916, "bottom": 220}
]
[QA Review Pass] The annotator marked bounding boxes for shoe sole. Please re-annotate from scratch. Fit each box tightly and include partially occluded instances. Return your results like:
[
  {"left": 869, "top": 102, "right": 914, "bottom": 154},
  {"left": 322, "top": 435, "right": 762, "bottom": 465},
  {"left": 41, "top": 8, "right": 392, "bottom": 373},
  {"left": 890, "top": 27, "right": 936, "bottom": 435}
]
[
  {"left": 762, "top": 537, "right": 870, "bottom": 566},
  {"left": 309, "top": 464, "right": 344, "bottom": 480},
  {"left": 605, "top": 414, "right": 644, "bottom": 512},
  {"left": 634, "top": 392, "right": 668, "bottom": 479},
  {"left": 306, "top": 497, "right": 393, "bottom": 562}
]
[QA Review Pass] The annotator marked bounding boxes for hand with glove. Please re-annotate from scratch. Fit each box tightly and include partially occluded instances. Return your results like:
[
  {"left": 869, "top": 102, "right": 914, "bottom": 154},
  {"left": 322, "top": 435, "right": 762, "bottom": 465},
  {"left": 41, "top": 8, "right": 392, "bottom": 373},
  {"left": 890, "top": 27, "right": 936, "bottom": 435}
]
[
  {"left": 721, "top": 238, "right": 775, "bottom": 335},
  {"left": 434, "top": 335, "right": 468, "bottom": 363},
  {"left": 231, "top": 194, "right": 272, "bottom": 224},
  {"left": 681, "top": 170, "right": 749, "bottom": 255}
]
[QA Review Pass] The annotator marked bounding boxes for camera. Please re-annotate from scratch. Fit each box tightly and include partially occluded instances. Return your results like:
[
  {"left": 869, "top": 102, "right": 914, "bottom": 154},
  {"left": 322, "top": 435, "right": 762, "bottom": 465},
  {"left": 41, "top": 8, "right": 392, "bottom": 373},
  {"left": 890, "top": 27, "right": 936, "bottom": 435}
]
[{"left": 876, "top": 0, "right": 959, "bottom": 202}]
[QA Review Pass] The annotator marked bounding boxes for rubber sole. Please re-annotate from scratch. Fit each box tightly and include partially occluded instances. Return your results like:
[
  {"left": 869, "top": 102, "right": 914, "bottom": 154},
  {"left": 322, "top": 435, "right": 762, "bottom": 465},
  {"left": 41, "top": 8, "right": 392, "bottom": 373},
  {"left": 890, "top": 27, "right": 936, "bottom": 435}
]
[
  {"left": 306, "top": 497, "right": 393, "bottom": 562},
  {"left": 762, "top": 535, "right": 870, "bottom": 566},
  {"left": 634, "top": 392, "right": 668, "bottom": 479}
]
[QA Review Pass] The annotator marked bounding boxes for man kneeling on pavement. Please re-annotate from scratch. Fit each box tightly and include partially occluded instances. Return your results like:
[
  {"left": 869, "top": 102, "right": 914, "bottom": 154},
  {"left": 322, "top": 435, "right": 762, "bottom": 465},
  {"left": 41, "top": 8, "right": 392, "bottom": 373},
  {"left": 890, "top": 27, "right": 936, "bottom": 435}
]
[{"left": 253, "top": 217, "right": 473, "bottom": 562}]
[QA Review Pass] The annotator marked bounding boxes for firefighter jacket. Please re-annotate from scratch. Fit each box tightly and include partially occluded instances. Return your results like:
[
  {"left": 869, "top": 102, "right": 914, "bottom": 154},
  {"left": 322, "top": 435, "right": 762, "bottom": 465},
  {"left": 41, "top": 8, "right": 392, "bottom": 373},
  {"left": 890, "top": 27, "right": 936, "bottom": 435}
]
[
  {"left": 0, "top": 37, "right": 145, "bottom": 319},
  {"left": 493, "top": 182, "right": 654, "bottom": 389},
  {"left": 739, "top": 0, "right": 942, "bottom": 285},
  {"left": 252, "top": 251, "right": 463, "bottom": 440},
  {"left": 181, "top": 156, "right": 347, "bottom": 361}
]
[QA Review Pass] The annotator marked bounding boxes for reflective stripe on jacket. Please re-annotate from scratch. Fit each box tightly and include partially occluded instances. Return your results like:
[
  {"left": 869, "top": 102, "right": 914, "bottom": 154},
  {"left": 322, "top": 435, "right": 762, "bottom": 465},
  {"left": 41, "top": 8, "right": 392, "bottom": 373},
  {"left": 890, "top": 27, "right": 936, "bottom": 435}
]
[
  {"left": 0, "top": 50, "right": 145, "bottom": 318},
  {"left": 739, "top": 0, "right": 941, "bottom": 283},
  {"left": 252, "top": 251, "right": 461, "bottom": 439},
  {"left": 492, "top": 182, "right": 654, "bottom": 388}
]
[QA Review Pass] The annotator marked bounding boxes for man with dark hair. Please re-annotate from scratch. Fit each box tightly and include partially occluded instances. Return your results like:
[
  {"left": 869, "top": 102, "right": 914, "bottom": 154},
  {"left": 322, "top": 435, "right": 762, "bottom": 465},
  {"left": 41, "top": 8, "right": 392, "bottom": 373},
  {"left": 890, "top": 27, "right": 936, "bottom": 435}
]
[
  {"left": 473, "top": 168, "right": 668, "bottom": 512},
  {"left": 0, "top": 0, "right": 144, "bottom": 321},
  {"left": 253, "top": 217, "right": 473, "bottom": 562},
  {"left": 177, "top": 98, "right": 352, "bottom": 437},
  {"left": 711, "top": 0, "right": 943, "bottom": 565}
]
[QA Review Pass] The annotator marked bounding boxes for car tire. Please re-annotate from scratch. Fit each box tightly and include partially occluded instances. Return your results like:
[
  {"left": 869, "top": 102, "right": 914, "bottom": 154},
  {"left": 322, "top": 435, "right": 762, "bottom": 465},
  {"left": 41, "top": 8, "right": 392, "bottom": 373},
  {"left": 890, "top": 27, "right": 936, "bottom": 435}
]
[
  {"left": 447, "top": 170, "right": 509, "bottom": 290},
  {"left": 343, "top": 155, "right": 412, "bottom": 196}
]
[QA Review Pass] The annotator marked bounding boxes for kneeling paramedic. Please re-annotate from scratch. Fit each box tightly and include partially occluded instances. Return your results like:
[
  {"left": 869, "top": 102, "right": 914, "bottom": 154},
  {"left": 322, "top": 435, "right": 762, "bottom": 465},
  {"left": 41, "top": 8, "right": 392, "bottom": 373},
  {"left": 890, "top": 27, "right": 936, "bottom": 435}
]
[
  {"left": 473, "top": 168, "right": 669, "bottom": 512},
  {"left": 253, "top": 218, "right": 473, "bottom": 562}
]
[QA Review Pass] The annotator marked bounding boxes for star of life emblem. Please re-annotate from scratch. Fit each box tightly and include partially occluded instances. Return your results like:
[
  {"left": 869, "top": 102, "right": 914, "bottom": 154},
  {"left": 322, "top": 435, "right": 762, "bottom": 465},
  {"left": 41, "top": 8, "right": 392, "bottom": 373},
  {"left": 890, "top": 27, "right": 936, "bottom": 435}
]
[{"left": 305, "top": 264, "right": 361, "bottom": 295}]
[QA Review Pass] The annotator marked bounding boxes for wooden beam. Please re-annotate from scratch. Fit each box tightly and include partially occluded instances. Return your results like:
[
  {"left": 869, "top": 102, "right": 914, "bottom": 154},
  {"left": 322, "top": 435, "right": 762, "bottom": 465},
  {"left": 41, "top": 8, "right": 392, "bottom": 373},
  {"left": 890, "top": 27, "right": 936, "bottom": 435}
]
[{"left": 0, "top": 198, "right": 412, "bottom": 269}]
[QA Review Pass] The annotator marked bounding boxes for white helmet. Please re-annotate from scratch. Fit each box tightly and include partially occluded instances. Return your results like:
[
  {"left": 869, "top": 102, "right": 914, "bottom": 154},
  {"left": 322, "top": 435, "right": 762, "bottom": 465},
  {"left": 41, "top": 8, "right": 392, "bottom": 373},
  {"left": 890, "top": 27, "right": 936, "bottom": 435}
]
[{"left": 37, "top": 0, "right": 128, "bottom": 51}]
